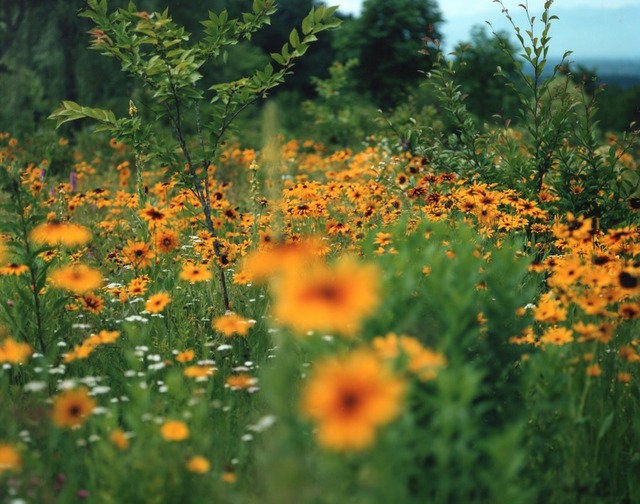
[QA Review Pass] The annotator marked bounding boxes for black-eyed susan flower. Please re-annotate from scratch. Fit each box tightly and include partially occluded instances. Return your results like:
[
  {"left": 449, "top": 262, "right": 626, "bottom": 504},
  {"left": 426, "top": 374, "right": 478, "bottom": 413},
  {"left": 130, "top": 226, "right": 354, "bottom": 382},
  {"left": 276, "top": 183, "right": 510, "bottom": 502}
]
[
  {"left": 52, "top": 388, "right": 96, "bottom": 429},
  {"left": 186, "top": 456, "right": 210, "bottom": 474},
  {"left": 0, "top": 263, "right": 29, "bottom": 276},
  {"left": 110, "top": 429, "right": 130, "bottom": 451},
  {"left": 179, "top": 262, "right": 213, "bottom": 283},
  {"left": 155, "top": 229, "right": 180, "bottom": 254},
  {"left": 175, "top": 349, "right": 195, "bottom": 363},
  {"left": 301, "top": 349, "right": 405, "bottom": 451},
  {"left": 160, "top": 420, "right": 189, "bottom": 441},
  {"left": 49, "top": 264, "right": 103, "bottom": 294},
  {"left": 145, "top": 292, "right": 171, "bottom": 313},
  {"left": 225, "top": 373, "right": 258, "bottom": 390},
  {"left": 30, "top": 220, "right": 92, "bottom": 247},
  {"left": 212, "top": 312, "right": 254, "bottom": 337},
  {"left": 121, "top": 240, "right": 155, "bottom": 269},
  {"left": 0, "top": 444, "right": 21, "bottom": 474},
  {"left": 272, "top": 256, "right": 379, "bottom": 336},
  {"left": 0, "top": 338, "right": 33, "bottom": 364},
  {"left": 183, "top": 365, "right": 216, "bottom": 379},
  {"left": 79, "top": 292, "right": 105, "bottom": 314}
]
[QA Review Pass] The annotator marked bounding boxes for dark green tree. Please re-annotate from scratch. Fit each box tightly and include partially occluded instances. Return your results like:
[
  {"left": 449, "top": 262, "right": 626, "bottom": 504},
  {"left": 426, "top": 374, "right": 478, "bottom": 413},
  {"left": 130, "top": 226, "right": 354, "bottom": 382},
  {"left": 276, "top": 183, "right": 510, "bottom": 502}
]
[
  {"left": 453, "top": 25, "right": 520, "bottom": 121},
  {"left": 338, "top": 0, "right": 443, "bottom": 109}
]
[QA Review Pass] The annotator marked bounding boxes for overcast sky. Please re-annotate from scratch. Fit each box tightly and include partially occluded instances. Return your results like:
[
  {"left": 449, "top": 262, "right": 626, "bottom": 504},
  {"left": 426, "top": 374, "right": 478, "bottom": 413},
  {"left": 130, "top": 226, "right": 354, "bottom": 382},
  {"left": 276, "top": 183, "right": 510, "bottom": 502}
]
[{"left": 335, "top": 0, "right": 640, "bottom": 59}]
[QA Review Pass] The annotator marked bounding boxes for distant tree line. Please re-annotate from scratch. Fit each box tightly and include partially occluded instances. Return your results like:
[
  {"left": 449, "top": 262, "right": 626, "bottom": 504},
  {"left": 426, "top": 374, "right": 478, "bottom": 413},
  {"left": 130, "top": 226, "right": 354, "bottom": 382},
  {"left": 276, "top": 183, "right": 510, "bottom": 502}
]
[{"left": 0, "top": 0, "right": 637, "bottom": 138}]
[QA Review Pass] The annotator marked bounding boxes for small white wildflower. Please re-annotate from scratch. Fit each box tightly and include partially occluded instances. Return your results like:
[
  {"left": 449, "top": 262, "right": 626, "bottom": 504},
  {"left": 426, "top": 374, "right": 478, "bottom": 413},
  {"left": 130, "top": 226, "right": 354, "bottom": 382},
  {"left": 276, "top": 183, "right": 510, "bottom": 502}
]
[{"left": 24, "top": 381, "right": 47, "bottom": 393}]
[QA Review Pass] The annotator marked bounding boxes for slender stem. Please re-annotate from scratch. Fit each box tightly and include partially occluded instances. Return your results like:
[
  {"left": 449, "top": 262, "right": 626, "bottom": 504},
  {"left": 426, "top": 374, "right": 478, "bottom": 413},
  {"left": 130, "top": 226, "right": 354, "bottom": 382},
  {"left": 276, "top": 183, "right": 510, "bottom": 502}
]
[{"left": 14, "top": 181, "right": 46, "bottom": 353}]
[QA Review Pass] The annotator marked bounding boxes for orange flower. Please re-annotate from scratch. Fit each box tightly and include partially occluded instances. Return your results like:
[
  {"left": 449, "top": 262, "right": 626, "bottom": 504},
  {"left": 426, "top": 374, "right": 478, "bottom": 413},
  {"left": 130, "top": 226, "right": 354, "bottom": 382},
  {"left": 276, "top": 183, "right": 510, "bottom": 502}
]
[
  {"left": 540, "top": 326, "right": 573, "bottom": 346},
  {"left": 49, "top": 264, "right": 103, "bottom": 294},
  {"left": 139, "top": 203, "right": 171, "bottom": 226},
  {"left": 121, "top": 240, "right": 155, "bottom": 269},
  {"left": 52, "top": 388, "right": 96, "bottom": 428},
  {"left": 212, "top": 312, "right": 254, "bottom": 337},
  {"left": 155, "top": 229, "right": 180, "bottom": 254},
  {"left": 145, "top": 292, "right": 172, "bottom": 313},
  {"left": 110, "top": 429, "right": 130, "bottom": 450},
  {"left": 160, "top": 420, "right": 189, "bottom": 441},
  {"left": 0, "top": 263, "right": 29, "bottom": 276},
  {"left": 183, "top": 365, "right": 216, "bottom": 379},
  {"left": 272, "top": 256, "right": 379, "bottom": 336},
  {"left": 0, "top": 444, "right": 21, "bottom": 474},
  {"left": 586, "top": 364, "right": 602, "bottom": 377},
  {"left": 301, "top": 349, "right": 405, "bottom": 451},
  {"left": 30, "top": 220, "right": 92, "bottom": 247},
  {"left": 0, "top": 337, "right": 33, "bottom": 364},
  {"left": 179, "top": 262, "right": 213, "bottom": 283},
  {"left": 187, "top": 456, "right": 210, "bottom": 474},
  {"left": 79, "top": 292, "right": 105, "bottom": 314},
  {"left": 176, "top": 349, "right": 195, "bottom": 363},
  {"left": 225, "top": 373, "right": 257, "bottom": 390},
  {"left": 372, "top": 333, "right": 446, "bottom": 381}
]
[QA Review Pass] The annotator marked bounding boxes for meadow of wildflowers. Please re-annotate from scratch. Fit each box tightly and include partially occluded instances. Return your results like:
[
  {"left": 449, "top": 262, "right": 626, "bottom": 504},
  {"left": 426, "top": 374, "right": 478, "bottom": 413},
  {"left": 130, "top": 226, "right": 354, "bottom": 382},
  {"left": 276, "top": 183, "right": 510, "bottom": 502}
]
[{"left": 1, "top": 1, "right": 640, "bottom": 503}]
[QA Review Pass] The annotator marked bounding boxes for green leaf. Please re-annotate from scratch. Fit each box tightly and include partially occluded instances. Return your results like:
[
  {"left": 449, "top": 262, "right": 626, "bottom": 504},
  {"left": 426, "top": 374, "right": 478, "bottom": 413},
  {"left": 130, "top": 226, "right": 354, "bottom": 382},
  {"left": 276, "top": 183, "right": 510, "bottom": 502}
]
[
  {"left": 289, "top": 28, "right": 300, "bottom": 49},
  {"left": 598, "top": 412, "right": 614, "bottom": 440}
]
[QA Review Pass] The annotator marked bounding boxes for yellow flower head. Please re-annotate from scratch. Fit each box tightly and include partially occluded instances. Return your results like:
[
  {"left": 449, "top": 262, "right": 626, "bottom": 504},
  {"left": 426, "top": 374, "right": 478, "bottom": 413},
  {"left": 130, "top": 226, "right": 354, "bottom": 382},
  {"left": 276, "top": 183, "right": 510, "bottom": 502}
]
[
  {"left": 30, "top": 220, "right": 92, "bottom": 247},
  {"left": 301, "top": 349, "right": 405, "bottom": 451},
  {"left": 0, "top": 444, "right": 21, "bottom": 474},
  {"left": 49, "top": 264, "right": 103, "bottom": 295},
  {"left": 160, "top": 420, "right": 189, "bottom": 441},
  {"left": 179, "top": 262, "right": 213, "bottom": 283},
  {"left": 272, "top": 256, "right": 379, "bottom": 336},
  {"left": 145, "top": 292, "right": 172, "bottom": 313},
  {"left": 187, "top": 456, "right": 211, "bottom": 474},
  {"left": 212, "top": 312, "right": 255, "bottom": 337},
  {"left": 0, "top": 337, "right": 33, "bottom": 364},
  {"left": 52, "top": 388, "right": 96, "bottom": 429}
]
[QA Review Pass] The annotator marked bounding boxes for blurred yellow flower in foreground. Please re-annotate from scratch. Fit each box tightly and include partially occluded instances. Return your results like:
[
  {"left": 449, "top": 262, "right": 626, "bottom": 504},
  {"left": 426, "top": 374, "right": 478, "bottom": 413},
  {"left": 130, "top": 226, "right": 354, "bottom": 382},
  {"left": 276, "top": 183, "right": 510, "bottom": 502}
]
[
  {"left": 301, "top": 349, "right": 405, "bottom": 451},
  {"left": 272, "top": 256, "right": 379, "bottom": 337},
  {"left": 161, "top": 420, "right": 189, "bottom": 441},
  {"left": 52, "top": 388, "right": 96, "bottom": 429},
  {"left": 0, "top": 444, "right": 21, "bottom": 473}
]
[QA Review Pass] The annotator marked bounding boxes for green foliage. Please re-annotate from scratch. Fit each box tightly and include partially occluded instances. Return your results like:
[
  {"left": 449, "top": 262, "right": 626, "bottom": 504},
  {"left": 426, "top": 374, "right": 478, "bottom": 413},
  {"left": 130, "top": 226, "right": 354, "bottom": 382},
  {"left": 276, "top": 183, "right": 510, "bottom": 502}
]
[
  {"left": 453, "top": 25, "right": 521, "bottom": 121},
  {"left": 336, "top": 0, "right": 443, "bottom": 109},
  {"left": 302, "top": 59, "right": 376, "bottom": 146},
  {"left": 416, "top": 0, "right": 640, "bottom": 229},
  {"left": 49, "top": 0, "right": 340, "bottom": 311}
]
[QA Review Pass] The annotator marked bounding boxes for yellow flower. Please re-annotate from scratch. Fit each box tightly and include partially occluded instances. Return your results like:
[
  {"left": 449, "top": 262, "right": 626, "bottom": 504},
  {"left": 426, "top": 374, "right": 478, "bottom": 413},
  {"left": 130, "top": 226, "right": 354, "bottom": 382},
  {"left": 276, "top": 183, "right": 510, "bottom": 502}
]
[
  {"left": 176, "top": 349, "right": 195, "bottom": 363},
  {"left": 30, "top": 220, "right": 92, "bottom": 247},
  {"left": 540, "top": 326, "right": 574, "bottom": 346},
  {"left": 225, "top": 373, "right": 257, "bottom": 390},
  {"left": 183, "top": 365, "right": 216, "bottom": 379},
  {"left": 187, "top": 456, "right": 210, "bottom": 474},
  {"left": 372, "top": 333, "right": 446, "bottom": 381},
  {"left": 272, "top": 256, "right": 379, "bottom": 336},
  {"left": 52, "top": 388, "right": 96, "bottom": 428},
  {"left": 0, "top": 443, "right": 21, "bottom": 474},
  {"left": 155, "top": 229, "right": 180, "bottom": 254},
  {"left": 0, "top": 337, "right": 33, "bottom": 364},
  {"left": 0, "top": 263, "right": 29, "bottom": 276},
  {"left": 110, "top": 429, "right": 130, "bottom": 450},
  {"left": 145, "top": 292, "right": 172, "bottom": 313},
  {"left": 586, "top": 364, "right": 602, "bottom": 377},
  {"left": 161, "top": 420, "right": 189, "bottom": 441},
  {"left": 49, "top": 264, "right": 103, "bottom": 295},
  {"left": 212, "top": 312, "right": 254, "bottom": 337},
  {"left": 179, "top": 262, "right": 213, "bottom": 283},
  {"left": 301, "top": 349, "right": 405, "bottom": 451}
]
